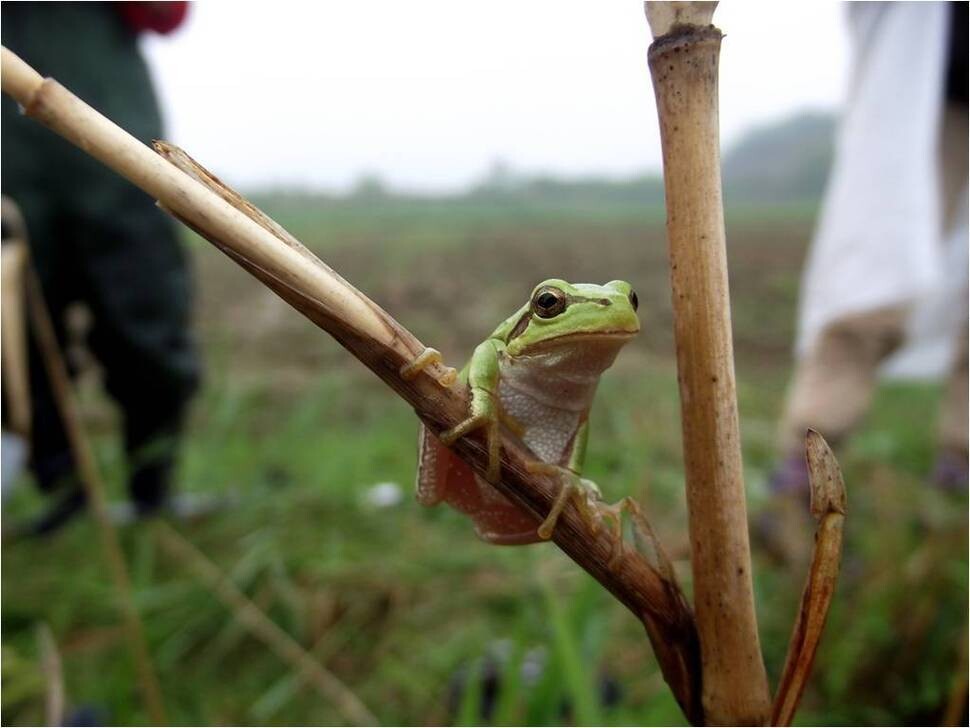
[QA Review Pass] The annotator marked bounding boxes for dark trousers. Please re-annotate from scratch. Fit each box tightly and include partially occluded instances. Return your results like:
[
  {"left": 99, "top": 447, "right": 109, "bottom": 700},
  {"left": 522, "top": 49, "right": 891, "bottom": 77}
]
[{"left": 2, "top": 2, "right": 200, "bottom": 506}]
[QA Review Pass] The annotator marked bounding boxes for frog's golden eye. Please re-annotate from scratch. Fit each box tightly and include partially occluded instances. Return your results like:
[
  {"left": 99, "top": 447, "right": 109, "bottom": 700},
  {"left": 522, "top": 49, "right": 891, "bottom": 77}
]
[
  {"left": 532, "top": 287, "right": 567, "bottom": 318},
  {"left": 629, "top": 290, "right": 639, "bottom": 311}
]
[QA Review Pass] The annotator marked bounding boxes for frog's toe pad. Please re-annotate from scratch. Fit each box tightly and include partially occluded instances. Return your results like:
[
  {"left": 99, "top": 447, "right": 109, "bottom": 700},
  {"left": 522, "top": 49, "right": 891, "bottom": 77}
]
[{"left": 400, "top": 347, "right": 457, "bottom": 387}]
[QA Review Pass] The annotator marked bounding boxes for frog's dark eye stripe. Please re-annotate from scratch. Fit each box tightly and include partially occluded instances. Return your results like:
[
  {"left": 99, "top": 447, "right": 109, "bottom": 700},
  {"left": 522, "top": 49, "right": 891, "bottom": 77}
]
[
  {"left": 629, "top": 290, "right": 639, "bottom": 311},
  {"left": 532, "top": 286, "right": 567, "bottom": 318}
]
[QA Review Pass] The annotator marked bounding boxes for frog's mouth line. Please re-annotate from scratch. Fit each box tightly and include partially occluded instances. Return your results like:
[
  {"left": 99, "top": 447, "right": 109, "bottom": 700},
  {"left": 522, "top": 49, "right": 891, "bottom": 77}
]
[{"left": 519, "top": 329, "right": 639, "bottom": 351}]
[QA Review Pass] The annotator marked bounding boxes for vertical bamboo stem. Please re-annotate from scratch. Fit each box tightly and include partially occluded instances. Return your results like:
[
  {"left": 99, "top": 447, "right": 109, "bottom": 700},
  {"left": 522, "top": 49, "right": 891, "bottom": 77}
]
[{"left": 644, "top": 4, "right": 771, "bottom": 724}]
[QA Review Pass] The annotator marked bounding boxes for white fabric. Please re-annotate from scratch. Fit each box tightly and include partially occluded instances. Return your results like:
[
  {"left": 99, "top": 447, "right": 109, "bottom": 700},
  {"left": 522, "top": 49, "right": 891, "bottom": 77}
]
[
  {"left": 885, "top": 186, "right": 969, "bottom": 377},
  {"left": 796, "top": 2, "right": 966, "bottom": 378}
]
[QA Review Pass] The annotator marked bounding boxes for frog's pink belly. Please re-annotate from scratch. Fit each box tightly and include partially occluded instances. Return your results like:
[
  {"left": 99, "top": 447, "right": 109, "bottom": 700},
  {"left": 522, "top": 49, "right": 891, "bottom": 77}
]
[
  {"left": 416, "top": 425, "right": 542, "bottom": 545},
  {"left": 414, "top": 378, "right": 585, "bottom": 545}
]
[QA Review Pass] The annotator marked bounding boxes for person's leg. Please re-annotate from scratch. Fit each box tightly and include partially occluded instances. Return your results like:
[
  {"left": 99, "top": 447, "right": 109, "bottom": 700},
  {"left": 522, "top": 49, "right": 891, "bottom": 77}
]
[
  {"left": 75, "top": 181, "right": 200, "bottom": 513},
  {"left": 933, "top": 103, "right": 969, "bottom": 487},
  {"left": 7, "top": 192, "right": 72, "bottom": 490},
  {"left": 933, "top": 102, "right": 969, "bottom": 489},
  {"left": 781, "top": 306, "right": 909, "bottom": 451},
  {"left": 3, "top": 2, "right": 197, "bottom": 531},
  {"left": 2, "top": 193, "right": 96, "bottom": 535},
  {"left": 935, "top": 321, "right": 968, "bottom": 486},
  {"left": 773, "top": 305, "right": 909, "bottom": 494},
  {"left": 940, "top": 104, "right": 968, "bottom": 236},
  {"left": 757, "top": 305, "right": 908, "bottom": 562},
  {"left": 25, "top": 276, "right": 75, "bottom": 495}
]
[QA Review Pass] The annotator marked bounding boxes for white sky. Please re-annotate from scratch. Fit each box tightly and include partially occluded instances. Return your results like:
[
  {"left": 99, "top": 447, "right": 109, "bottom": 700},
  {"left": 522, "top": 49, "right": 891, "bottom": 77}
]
[{"left": 142, "top": 2, "right": 850, "bottom": 193}]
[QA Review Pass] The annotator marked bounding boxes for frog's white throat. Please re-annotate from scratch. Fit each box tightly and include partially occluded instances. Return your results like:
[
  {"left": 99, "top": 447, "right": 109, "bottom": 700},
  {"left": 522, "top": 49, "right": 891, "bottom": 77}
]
[{"left": 500, "top": 336, "right": 630, "bottom": 412}]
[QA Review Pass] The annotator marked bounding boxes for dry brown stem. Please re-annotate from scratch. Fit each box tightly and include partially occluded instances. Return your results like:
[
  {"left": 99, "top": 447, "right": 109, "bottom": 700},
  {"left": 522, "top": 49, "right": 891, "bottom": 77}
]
[
  {"left": 153, "top": 522, "right": 377, "bottom": 726},
  {"left": 942, "top": 620, "right": 969, "bottom": 727},
  {"left": 36, "top": 623, "right": 65, "bottom": 727},
  {"left": 771, "top": 430, "right": 846, "bottom": 726},
  {"left": 645, "top": 4, "right": 772, "bottom": 723},
  {"left": 1, "top": 45, "right": 703, "bottom": 722},
  {"left": 24, "top": 267, "right": 166, "bottom": 724},
  {"left": 1, "top": 203, "right": 31, "bottom": 435}
]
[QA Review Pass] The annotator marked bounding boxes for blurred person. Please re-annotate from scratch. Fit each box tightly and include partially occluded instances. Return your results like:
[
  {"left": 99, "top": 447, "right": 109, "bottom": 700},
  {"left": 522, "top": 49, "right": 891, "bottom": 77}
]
[
  {"left": 765, "top": 2, "right": 968, "bottom": 514},
  {"left": 1, "top": 2, "right": 200, "bottom": 534}
]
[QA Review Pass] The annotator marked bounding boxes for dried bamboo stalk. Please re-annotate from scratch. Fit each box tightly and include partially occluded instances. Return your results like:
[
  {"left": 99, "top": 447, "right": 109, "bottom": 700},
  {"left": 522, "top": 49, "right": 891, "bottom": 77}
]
[
  {"left": 1, "top": 45, "right": 703, "bottom": 721},
  {"left": 25, "top": 268, "right": 166, "bottom": 724},
  {"left": 942, "top": 621, "right": 969, "bottom": 727},
  {"left": 36, "top": 623, "right": 65, "bottom": 727},
  {"left": 771, "top": 430, "right": 846, "bottom": 727},
  {"left": 1, "top": 198, "right": 32, "bottom": 435},
  {"left": 644, "top": 3, "right": 772, "bottom": 724}
]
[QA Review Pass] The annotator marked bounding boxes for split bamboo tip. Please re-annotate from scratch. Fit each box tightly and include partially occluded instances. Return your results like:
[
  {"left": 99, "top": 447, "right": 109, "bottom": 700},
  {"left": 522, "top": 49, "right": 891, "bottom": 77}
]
[{"left": 644, "top": 1, "right": 718, "bottom": 39}]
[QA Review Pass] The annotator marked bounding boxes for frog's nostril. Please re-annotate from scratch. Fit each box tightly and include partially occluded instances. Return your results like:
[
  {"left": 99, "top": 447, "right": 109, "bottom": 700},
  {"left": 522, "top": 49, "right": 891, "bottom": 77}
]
[{"left": 629, "top": 290, "right": 639, "bottom": 311}]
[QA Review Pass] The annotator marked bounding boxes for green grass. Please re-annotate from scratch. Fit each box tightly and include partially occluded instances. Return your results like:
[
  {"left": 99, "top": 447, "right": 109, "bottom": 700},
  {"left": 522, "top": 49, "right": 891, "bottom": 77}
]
[{"left": 2, "top": 198, "right": 965, "bottom": 725}]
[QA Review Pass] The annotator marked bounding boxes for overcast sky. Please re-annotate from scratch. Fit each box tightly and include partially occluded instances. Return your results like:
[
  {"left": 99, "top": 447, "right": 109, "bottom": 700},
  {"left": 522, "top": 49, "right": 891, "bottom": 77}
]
[{"left": 142, "top": 2, "right": 850, "bottom": 193}]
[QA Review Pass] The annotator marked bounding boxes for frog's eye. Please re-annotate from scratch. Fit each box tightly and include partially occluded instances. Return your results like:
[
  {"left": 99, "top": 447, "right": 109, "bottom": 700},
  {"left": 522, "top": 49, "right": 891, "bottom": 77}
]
[
  {"left": 532, "top": 286, "right": 567, "bottom": 318},
  {"left": 629, "top": 290, "right": 639, "bottom": 311}
]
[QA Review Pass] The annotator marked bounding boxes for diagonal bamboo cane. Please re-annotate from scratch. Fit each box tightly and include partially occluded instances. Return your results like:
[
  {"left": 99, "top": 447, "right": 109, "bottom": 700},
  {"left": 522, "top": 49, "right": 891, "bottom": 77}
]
[{"left": 1, "top": 46, "right": 704, "bottom": 722}]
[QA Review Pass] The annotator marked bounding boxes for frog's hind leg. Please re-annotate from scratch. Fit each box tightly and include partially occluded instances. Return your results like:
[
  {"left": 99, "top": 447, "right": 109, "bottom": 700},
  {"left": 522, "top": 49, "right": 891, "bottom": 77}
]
[
  {"left": 526, "top": 462, "right": 603, "bottom": 540},
  {"left": 534, "top": 464, "right": 573, "bottom": 540},
  {"left": 600, "top": 496, "right": 671, "bottom": 574}
]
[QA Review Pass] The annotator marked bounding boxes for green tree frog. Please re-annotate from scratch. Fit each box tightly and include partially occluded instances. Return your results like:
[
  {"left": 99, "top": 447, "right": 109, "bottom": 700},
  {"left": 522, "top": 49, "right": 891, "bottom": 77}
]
[{"left": 406, "top": 279, "right": 640, "bottom": 548}]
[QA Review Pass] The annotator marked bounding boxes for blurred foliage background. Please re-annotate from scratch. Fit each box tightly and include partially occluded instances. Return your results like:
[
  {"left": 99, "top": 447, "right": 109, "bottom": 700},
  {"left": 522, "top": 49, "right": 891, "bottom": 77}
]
[{"left": 2, "top": 113, "right": 966, "bottom": 726}]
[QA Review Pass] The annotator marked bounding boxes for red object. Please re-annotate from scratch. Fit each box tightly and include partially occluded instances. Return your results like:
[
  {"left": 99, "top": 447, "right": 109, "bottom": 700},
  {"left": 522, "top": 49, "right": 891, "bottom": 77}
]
[{"left": 115, "top": 2, "right": 189, "bottom": 35}]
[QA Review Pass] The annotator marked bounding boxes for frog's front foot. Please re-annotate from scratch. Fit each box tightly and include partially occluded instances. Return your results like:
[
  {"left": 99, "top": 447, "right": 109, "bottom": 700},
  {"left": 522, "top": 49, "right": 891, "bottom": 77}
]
[
  {"left": 400, "top": 347, "right": 458, "bottom": 387},
  {"left": 440, "top": 411, "right": 501, "bottom": 483},
  {"left": 526, "top": 462, "right": 603, "bottom": 541}
]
